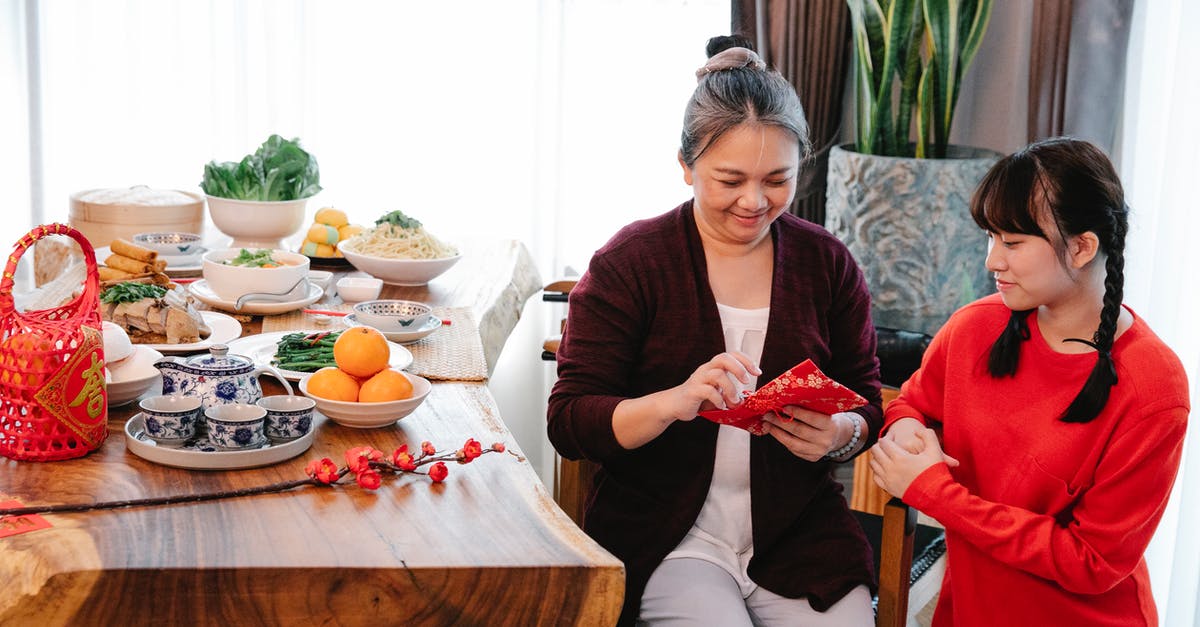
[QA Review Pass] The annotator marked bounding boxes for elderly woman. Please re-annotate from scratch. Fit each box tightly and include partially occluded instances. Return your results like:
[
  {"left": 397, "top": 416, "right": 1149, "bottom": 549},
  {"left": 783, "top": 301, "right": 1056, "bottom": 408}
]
[{"left": 547, "top": 35, "right": 881, "bottom": 626}]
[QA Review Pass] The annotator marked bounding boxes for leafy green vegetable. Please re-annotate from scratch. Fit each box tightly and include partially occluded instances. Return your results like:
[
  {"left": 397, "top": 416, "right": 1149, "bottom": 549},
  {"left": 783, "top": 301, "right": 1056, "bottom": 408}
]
[
  {"left": 201, "top": 134, "right": 322, "bottom": 201},
  {"left": 272, "top": 330, "right": 342, "bottom": 372},
  {"left": 225, "top": 249, "right": 281, "bottom": 268},
  {"left": 100, "top": 282, "right": 168, "bottom": 304},
  {"left": 375, "top": 210, "right": 422, "bottom": 229}
]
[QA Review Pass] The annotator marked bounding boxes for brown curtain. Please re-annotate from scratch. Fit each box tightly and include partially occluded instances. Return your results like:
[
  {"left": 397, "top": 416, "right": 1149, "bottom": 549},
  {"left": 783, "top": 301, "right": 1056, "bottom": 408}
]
[
  {"left": 1028, "top": 0, "right": 1134, "bottom": 153},
  {"left": 733, "top": 0, "right": 851, "bottom": 225}
]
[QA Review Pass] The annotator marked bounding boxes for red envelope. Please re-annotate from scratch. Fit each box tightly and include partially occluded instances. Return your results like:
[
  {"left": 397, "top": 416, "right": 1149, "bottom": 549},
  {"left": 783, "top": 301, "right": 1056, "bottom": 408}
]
[{"left": 698, "top": 359, "right": 868, "bottom": 435}]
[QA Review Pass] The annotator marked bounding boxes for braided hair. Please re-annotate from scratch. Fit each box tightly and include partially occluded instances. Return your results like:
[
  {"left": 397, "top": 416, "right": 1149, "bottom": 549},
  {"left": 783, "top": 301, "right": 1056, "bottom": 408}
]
[{"left": 968, "top": 137, "right": 1128, "bottom": 423}]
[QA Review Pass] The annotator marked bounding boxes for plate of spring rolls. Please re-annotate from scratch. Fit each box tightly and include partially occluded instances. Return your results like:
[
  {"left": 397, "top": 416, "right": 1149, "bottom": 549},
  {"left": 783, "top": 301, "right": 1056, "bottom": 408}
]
[{"left": 95, "top": 238, "right": 202, "bottom": 286}]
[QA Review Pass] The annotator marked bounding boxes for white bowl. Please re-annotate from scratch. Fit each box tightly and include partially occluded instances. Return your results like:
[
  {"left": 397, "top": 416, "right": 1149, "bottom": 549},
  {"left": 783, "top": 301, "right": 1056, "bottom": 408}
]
[
  {"left": 352, "top": 300, "right": 431, "bottom": 333},
  {"left": 202, "top": 248, "right": 310, "bottom": 302},
  {"left": 336, "top": 277, "right": 383, "bottom": 303},
  {"left": 298, "top": 371, "right": 431, "bottom": 428},
  {"left": 133, "top": 231, "right": 204, "bottom": 257},
  {"left": 107, "top": 345, "right": 165, "bottom": 407},
  {"left": 206, "top": 195, "right": 308, "bottom": 250},
  {"left": 107, "top": 370, "right": 162, "bottom": 407},
  {"left": 338, "top": 240, "right": 461, "bottom": 286}
]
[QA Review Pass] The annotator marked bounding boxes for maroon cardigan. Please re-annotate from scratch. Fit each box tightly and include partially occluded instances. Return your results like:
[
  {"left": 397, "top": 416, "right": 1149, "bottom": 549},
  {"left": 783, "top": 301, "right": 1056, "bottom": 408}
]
[{"left": 547, "top": 201, "right": 883, "bottom": 625}]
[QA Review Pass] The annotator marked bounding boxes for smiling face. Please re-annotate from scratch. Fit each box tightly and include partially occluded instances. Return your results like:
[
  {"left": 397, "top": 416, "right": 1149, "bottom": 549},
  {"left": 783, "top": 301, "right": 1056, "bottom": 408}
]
[
  {"left": 984, "top": 214, "right": 1098, "bottom": 313},
  {"left": 681, "top": 123, "right": 800, "bottom": 248}
]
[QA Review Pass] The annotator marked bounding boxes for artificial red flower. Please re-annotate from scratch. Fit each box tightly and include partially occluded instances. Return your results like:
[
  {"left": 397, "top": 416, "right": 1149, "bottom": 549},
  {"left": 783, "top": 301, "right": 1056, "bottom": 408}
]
[
  {"left": 355, "top": 468, "right": 382, "bottom": 490},
  {"left": 392, "top": 445, "right": 417, "bottom": 471},
  {"left": 421, "top": 441, "right": 437, "bottom": 456},
  {"left": 491, "top": 442, "right": 506, "bottom": 453},
  {"left": 305, "top": 458, "right": 339, "bottom": 484},
  {"left": 428, "top": 461, "right": 449, "bottom": 482},
  {"left": 457, "top": 438, "right": 483, "bottom": 464},
  {"left": 345, "top": 446, "right": 383, "bottom": 473}
]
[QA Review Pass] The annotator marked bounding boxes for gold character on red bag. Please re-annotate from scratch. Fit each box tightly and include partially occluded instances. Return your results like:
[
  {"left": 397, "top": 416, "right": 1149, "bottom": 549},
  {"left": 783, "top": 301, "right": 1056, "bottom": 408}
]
[{"left": 69, "top": 352, "right": 105, "bottom": 419}]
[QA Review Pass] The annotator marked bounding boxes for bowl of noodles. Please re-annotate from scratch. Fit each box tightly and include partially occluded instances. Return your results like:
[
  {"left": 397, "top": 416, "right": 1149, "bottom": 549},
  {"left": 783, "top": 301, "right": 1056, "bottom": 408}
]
[{"left": 337, "top": 210, "right": 461, "bottom": 286}]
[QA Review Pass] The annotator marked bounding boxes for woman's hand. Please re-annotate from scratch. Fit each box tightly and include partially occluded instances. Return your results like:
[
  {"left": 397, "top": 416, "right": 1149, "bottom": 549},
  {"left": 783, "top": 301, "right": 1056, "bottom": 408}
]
[
  {"left": 869, "top": 429, "right": 952, "bottom": 498},
  {"left": 665, "top": 351, "right": 761, "bottom": 421},
  {"left": 762, "top": 406, "right": 852, "bottom": 462},
  {"left": 882, "top": 417, "right": 927, "bottom": 453},
  {"left": 612, "top": 351, "right": 761, "bottom": 450}
]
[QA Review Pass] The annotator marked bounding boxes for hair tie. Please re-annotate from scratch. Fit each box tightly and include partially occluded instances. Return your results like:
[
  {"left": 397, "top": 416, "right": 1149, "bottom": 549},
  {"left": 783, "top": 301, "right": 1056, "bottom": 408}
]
[{"left": 696, "top": 47, "right": 766, "bottom": 81}]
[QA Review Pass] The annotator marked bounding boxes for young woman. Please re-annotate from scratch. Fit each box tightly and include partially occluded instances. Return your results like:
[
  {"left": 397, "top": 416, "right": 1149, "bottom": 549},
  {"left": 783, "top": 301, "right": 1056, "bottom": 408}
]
[
  {"left": 548, "top": 36, "right": 881, "bottom": 626},
  {"left": 870, "top": 137, "right": 1189, "bottom": 626}
]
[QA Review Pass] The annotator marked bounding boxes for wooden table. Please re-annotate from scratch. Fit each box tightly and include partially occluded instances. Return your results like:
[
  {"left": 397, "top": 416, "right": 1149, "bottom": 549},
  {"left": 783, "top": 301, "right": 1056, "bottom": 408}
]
[{"left": 0, "top": 241, "right": 624, "bottom": 626}]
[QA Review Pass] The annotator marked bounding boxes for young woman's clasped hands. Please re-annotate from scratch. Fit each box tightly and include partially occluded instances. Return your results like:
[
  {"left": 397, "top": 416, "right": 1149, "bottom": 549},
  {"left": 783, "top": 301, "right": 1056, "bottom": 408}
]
[{"left": 869, "top": 418, "right": 960, "bottom": 497}]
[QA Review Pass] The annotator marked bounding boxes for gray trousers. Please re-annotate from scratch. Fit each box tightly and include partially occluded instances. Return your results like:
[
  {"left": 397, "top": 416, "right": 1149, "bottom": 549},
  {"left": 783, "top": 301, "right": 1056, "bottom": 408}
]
[{"left": 638, "top": 557, "right": 874, "bottom": 626}]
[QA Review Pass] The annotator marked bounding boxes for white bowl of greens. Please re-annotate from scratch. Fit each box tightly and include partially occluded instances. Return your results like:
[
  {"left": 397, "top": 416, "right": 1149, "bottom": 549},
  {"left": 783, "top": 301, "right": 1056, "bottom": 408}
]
[
  {"left": 201, "top": 248, "right": 310, "bottom": 302},
  {"left": 201, "top": 134, "right": 321, "bottom": 249}
]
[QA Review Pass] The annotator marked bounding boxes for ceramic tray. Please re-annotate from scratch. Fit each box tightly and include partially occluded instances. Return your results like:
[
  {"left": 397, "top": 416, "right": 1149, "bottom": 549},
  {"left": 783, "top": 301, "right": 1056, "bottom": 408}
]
[{"left": 124, "top": 413, "right": 316, "bottom": 470}]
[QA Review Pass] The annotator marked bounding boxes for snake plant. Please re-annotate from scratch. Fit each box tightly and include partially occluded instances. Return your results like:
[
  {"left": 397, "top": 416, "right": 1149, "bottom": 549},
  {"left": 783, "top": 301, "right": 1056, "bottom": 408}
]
[{"left": 847, "top": 0, "right": 992, "bottom": 158}]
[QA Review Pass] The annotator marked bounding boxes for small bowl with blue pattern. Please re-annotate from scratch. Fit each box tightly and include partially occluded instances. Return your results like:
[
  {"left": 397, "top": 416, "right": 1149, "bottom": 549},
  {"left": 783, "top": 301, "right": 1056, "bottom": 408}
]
[
  {"left": 138, "top": 394, "right": 202, "bottom": 446},
  {"left": 204, "top": 403, "right": 267, "bottom": 450},
  {"left": 256, "top": 395, "right": 316, "bottom": 442}
]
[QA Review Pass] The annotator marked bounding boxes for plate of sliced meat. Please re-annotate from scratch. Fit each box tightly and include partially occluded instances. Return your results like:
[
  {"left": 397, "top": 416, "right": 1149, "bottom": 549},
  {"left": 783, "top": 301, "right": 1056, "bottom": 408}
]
[
  {"left": 99, "top": 282, "right": 242, "bottom": 353},
  {"left": 141, "top": 311, "right": 242, "bottom": 354}
]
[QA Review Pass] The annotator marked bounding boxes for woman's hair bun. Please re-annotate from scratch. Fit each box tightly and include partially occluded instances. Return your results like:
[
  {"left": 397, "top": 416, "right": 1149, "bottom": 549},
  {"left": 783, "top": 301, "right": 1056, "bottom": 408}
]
[
  {"left": 706, "top": 34, "right": 755, "bottom": 58},
  {"left": 696, "top": 35, "right": 766, "bottom": 81}
]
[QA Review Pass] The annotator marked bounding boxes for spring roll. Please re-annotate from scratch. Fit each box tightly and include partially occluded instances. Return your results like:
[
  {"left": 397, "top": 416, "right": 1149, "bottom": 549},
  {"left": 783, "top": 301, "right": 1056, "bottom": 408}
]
[
  {"left": 98, "top": 266, "right": 137, "bottom": 282},
  {"left": 104, "top": 254, "right": 154, "bottom": 275},
  {"left": 110, "top": 238, "right": 157, "bottom": 263}
]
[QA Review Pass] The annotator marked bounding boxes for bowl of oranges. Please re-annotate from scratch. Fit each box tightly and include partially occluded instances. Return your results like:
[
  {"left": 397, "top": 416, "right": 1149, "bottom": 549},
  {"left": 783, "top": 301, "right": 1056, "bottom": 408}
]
[{"left": 297, "top": 326, "right": 431, "bottom": 428}]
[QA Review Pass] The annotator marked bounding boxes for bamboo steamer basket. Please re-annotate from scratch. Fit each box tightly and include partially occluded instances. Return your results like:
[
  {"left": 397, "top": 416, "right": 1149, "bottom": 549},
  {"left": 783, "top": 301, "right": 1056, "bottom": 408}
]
[{"left": 68, "top": 186, "right": 205, "bottom": 248}]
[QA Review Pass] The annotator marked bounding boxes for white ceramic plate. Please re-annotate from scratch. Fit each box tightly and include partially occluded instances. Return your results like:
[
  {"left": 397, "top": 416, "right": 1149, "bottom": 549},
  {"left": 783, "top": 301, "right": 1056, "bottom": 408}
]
[
  {"left": 96, "top": 245, "right": 205, "bottom": 274},
  {"left": 107, "top": 372, "right": 162, "bottom": 407},
  {"left": 124, "top": 413, "right": 316, "bottom": 470},
  {"left": 343, "top": 313, "right": 442, "bottom": 344},
  {"left": 224, "top": 330, "right": 414, "bottom": 381},
  {"left": 187, "top": 279, "right": 324, "bottom": 315},
  {"left": 140, "top": 311, "right": 243, "bottom": 354}
]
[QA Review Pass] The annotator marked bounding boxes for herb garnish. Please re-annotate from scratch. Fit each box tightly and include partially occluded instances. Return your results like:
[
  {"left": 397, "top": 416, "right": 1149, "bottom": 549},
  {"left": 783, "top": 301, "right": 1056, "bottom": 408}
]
[
  {"left": 100, "top": 282, "right": 168, "bottom": 304},
  {"left": 375, "top": 210, "right": 422, "bottom": 229}
]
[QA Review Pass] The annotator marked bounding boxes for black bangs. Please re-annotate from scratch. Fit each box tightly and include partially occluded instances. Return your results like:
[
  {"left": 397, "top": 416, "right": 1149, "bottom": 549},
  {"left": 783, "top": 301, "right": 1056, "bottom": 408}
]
[{"left": 969, "top": 150, "right": 1045, "bottom": 237}]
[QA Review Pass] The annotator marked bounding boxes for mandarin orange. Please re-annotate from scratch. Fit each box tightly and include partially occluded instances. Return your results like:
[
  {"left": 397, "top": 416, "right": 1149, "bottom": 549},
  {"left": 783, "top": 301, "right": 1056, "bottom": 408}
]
[
  {"left": 305, "top": 367, "right": 360, "bottom": 402},
  {"left": 358, "top": 368, "right": 414, "bottom": 403},
  {"left": 332, "top": 327, "right": 390, "bottom": 378}
]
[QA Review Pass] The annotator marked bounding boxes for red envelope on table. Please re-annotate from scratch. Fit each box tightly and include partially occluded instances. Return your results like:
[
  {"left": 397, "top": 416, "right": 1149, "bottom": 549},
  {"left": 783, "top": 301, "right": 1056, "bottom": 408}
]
[{"left": 698, "top": 359, "right": 868, "bottom": 435}]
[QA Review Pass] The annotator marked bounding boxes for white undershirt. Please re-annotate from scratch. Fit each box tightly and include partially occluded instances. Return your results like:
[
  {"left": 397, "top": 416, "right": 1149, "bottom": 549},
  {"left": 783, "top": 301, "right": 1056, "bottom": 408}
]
[{"left": 663, "top": 302, "right": 769, "bottom": 597}]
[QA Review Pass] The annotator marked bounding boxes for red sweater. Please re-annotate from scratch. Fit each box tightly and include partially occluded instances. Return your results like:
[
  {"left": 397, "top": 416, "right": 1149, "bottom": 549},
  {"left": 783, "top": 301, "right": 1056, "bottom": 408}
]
[{"left": 885, "top": 294, "right": 1189, "bottom": 626}]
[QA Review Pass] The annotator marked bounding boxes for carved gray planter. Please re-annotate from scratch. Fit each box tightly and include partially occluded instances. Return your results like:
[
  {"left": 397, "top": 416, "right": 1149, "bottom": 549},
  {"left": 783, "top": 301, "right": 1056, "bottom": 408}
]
[{"left": 826, "top": 144, "right": 1002, "bottom": 336}]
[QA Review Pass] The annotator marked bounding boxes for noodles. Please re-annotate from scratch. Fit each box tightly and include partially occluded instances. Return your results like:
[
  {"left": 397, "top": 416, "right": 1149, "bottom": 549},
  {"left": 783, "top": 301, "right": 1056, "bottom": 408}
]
[{"left": 342, "top": 223, "right": 458, "bottom": 260}]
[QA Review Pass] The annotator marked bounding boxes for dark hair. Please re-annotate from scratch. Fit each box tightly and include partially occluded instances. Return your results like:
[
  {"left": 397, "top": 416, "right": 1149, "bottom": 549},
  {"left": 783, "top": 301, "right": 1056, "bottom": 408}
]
[
  {"left": 680, "top": 35, "right": 811, "bottom": 167},
  {"left": 969, "top": 137, "right": 1128, "bottom": 423}
]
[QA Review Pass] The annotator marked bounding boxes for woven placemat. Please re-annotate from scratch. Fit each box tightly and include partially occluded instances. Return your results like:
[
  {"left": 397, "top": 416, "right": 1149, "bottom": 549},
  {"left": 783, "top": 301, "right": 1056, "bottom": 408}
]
[{"left": 261, "top": 305, "right": 489, "bottom": 381}]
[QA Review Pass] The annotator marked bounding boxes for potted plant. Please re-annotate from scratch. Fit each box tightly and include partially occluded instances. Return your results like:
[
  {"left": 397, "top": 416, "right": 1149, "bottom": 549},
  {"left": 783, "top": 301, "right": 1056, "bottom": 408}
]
[{"left": 826, "top": 0, "right": 1000, "bottom": 336}]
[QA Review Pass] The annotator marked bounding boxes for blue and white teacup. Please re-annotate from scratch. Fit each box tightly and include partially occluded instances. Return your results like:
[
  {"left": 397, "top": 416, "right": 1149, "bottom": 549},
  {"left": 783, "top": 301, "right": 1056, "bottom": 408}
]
[
  {"left": 139, "top": 394, "right": 202, "bottom": 445},
  {"left": 204, "top": 403, "right": 267, "bottom": 450},
  {"left": 256, "top": 395, "right": 315, "bottom": 442}
]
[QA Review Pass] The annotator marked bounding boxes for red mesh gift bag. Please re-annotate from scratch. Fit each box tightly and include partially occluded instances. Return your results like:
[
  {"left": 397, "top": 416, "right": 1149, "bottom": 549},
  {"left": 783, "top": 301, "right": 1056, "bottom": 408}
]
[{"left": 0, "top": 224, "right": 108, "bottom": 461}]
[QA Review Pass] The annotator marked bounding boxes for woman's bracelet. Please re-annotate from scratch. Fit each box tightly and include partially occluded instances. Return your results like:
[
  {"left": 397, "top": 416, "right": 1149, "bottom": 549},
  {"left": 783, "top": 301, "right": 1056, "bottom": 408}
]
[{"left": 825, "top": 413, "right": 862, "bottom": 461}]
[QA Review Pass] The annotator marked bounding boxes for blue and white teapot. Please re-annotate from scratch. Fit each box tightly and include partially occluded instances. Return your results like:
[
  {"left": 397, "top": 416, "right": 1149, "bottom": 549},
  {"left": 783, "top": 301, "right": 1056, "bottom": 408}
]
[{"left": 155, "top": 344, "right": 291, "bottom": 409}]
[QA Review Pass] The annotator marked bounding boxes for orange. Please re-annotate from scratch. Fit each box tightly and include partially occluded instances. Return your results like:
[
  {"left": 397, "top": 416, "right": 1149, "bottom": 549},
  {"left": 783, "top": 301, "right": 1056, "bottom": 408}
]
[
  {"left": 333, "top": 327, "right": 391, "bottom": 378},
  {"left": 305, "top": 367, "right": 360, "bottom": 402},
  {"left": 358, "top": 368, "right": 414, "bottom": 403}
]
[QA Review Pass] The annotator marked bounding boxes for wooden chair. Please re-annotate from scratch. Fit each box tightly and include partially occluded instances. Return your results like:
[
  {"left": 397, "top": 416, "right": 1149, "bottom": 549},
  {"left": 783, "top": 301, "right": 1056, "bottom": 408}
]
[{"left": 541, "top": 279, "right": 577, "bottom": 361}]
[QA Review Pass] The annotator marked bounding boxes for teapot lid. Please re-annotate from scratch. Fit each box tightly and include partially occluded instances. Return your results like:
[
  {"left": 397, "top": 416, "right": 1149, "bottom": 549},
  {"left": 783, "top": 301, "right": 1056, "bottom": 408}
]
[{"left": 183, "top": 344, "right": 253, "bottom": 369}]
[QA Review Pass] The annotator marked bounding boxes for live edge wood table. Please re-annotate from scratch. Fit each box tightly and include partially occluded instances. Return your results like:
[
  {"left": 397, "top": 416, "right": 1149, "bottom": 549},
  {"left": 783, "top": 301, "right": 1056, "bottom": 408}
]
[{"left": 0, "top": 240, "right": 624, "bottom": 626}]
